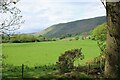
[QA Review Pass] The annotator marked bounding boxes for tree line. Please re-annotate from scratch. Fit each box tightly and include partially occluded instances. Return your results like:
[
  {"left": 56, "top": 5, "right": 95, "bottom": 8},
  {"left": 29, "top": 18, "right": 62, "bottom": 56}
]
[{"left": 2, "top": 34, "right": 56, "bottom": 43}]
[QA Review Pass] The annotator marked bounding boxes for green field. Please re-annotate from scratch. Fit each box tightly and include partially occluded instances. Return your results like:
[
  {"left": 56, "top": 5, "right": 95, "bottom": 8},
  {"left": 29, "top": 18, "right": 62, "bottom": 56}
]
[{"left": 2, "top": 40, "right": 100, "bottom": 67}]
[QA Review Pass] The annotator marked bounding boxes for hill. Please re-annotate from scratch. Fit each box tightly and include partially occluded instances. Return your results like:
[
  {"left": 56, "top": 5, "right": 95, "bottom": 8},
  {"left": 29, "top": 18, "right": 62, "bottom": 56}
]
[{"left": 38, "top": 16, "right": 106, "bottom": 38}]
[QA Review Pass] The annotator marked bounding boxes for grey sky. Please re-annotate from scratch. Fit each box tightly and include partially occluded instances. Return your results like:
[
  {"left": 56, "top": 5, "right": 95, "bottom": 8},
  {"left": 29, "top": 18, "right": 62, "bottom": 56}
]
[{"left": 16, "top": 0, "right": 106, "bottom": 33}]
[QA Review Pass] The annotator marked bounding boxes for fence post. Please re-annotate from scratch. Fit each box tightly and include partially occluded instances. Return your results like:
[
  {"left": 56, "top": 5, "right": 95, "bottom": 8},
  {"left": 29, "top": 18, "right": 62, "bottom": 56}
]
[
  {"left": 22, "top": 64, "right": 24, "bottom": 79},
  {"left": 88, "top": 64, "right": 90, "bottom": 72}
]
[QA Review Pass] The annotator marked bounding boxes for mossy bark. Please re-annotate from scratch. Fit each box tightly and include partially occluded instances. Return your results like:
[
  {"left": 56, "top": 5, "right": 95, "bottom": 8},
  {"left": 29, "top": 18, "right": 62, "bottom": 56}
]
[{"left": 105, "top": 2, "right": 120, "bottom": 78}]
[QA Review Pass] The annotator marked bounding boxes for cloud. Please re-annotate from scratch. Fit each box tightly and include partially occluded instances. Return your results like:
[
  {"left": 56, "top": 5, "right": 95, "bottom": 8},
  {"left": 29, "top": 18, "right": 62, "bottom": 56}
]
[{"left": 15, "top": 0, "right": 106, "bottom": 33}]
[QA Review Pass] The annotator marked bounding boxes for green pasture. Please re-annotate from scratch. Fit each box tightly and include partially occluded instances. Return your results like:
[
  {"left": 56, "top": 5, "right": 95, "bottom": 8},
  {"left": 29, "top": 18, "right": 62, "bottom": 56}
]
[{"left": 2, "top": 40, "right": 100, "bottom": 67}]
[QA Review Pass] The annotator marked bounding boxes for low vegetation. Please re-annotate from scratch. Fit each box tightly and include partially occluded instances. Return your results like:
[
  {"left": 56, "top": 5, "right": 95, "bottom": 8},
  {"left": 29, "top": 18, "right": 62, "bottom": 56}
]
[{"left": 56, "top": 48, "right": 84, "bottom": 73}]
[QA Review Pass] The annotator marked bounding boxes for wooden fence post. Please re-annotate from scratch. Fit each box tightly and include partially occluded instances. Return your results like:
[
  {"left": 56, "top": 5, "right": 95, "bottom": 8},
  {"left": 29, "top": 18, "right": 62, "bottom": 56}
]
[
  {"left": 22, "top": 64, "right": 24, "bottom": 79},
  {"left": 88, "top": 64, "right": 90, "bottom": 72}
]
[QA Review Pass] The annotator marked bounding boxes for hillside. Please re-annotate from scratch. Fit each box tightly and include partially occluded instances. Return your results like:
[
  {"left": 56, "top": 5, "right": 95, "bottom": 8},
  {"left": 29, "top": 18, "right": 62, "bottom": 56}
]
[{"left": 39, "top": 16, "right": 106, "bottom": 38}]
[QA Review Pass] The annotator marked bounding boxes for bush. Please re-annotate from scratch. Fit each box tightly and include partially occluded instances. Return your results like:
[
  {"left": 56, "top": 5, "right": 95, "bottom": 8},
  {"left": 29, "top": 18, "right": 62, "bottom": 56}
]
[
  {"left": 75, "top": 37, "right": 79, "bottom": 40},
  {"left": 69, "top": 39, "right": 73, "bottom": 41},
  {"left": 56, "top": 48, "right": 84, "bottom": 73},
  {"left": 10, "top": 34, "right": 37, "bottom": 43},
  {"left": 92, "top": 23, "right": 107, "bottom": 41}
]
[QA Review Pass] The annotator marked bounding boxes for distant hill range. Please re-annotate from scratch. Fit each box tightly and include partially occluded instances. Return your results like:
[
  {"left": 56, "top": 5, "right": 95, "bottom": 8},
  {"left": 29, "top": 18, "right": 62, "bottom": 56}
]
[{"left": 37, "top": 16, "right": 106, "bottom": 38}]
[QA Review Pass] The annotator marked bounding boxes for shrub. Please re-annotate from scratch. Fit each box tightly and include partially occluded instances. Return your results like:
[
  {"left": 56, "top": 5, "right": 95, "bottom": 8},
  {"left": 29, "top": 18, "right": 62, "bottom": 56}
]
[
  {"left": 69, "top": 39, "right": 73, "bottom": 41},
  {"left": 75, "top": 37, "right": 79, "bottom": 40},
  {"left": 56, "top": 48, "right": 84, "bottom": 73}
]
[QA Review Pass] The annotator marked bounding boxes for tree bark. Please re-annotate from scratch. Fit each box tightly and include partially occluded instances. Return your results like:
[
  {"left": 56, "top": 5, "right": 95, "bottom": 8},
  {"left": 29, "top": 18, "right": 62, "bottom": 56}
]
[{"left": 105, "top": 1, "right": 120, "bottom": 78}]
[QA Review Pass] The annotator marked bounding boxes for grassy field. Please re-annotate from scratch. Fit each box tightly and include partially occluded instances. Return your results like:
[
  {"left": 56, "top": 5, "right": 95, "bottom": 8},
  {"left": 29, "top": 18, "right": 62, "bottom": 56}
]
[{"left": 2, "top": 40, "right": 100, "bottom": 67}]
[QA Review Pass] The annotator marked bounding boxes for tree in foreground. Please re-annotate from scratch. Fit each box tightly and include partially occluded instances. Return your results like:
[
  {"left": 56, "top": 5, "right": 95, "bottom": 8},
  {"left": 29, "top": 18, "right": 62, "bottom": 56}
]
[{"left": 101, "top": 0, "right": 120, "bottom": 78}]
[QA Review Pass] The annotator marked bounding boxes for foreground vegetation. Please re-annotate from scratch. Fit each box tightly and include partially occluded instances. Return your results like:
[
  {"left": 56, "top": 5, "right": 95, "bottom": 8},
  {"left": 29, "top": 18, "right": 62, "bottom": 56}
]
[{"left": 3, "top": 64, "right": 95, "bottom": 79}]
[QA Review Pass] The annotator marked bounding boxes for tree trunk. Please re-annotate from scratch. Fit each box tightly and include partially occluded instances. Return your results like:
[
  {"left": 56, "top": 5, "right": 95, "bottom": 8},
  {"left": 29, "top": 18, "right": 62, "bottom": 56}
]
[{"left": 105, "top": 1, "right": 120, "bottom": 78}]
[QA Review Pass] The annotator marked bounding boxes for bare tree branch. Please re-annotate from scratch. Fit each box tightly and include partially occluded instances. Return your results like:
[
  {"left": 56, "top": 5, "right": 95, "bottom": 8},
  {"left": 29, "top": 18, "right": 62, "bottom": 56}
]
[
  {"left": 100, "top": 0, "right": 106, "bottom": 9},
  {"left": 0, "top": 0, "right": 24, "bottom": 34}
]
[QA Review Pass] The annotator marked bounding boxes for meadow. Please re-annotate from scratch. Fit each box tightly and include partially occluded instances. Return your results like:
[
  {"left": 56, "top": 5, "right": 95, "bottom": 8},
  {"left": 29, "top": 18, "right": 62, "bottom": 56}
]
[{"left": 2, "top": 40, "right": 100, "bottom": 67}]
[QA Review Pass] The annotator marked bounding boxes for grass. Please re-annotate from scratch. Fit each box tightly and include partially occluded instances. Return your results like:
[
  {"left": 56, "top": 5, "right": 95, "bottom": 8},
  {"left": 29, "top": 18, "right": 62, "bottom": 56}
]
[
  {"left": 2, "top": 40, "right": 100, "bottom": 67},
  {"left": 2, "top": 64, "right": 57, "bottom": 78}
]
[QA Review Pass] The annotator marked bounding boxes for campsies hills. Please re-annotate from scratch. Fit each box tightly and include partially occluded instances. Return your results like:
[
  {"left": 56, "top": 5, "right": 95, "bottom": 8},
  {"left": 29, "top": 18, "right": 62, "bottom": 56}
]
[{"left": 36, "top": 16, "right": 106, "bottom": 38}]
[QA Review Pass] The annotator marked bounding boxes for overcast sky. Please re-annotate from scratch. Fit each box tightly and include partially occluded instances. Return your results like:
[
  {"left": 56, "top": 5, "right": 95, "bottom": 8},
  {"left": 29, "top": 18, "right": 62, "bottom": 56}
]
[{"left": 16, "top": 0, "right": 106, "bottom": 33}]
